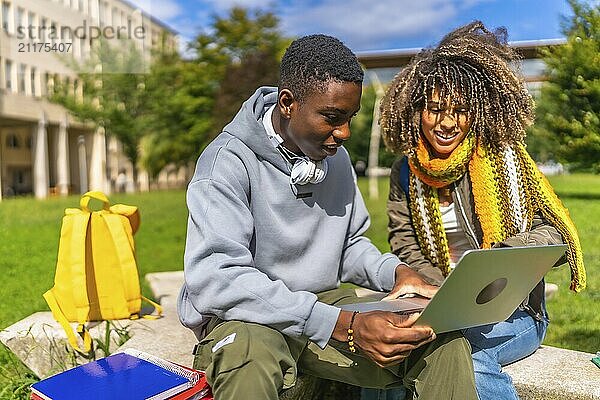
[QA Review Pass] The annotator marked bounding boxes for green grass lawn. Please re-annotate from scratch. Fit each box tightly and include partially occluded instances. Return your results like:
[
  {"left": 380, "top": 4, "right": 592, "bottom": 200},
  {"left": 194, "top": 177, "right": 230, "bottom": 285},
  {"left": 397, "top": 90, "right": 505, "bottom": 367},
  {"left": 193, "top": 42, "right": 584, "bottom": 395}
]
[
  {"left": 0, "top": 174, "right": 598, "bottom": 394},
  {"left": 0, "top": 190, "right": 190, "bottom": 395},
  {"left": 0, "top": 191, "right": 189, "bottom": 330}
]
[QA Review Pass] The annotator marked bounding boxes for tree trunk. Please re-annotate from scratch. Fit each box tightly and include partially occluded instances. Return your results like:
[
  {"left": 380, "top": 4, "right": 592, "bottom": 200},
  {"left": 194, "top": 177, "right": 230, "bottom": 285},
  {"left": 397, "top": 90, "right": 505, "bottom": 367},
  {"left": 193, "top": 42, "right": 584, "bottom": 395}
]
[{"left": 367, "top": 71, "right": 386, "bottom": 199}]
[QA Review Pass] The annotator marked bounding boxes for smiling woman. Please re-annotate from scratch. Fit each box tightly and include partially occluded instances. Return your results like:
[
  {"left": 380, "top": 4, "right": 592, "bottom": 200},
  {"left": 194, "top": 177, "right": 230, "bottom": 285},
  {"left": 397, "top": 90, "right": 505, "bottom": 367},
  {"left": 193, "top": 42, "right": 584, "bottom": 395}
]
[
  {"left": 375, "top": 21, "right": 586, "bottom": 400},
  {"left": 420, "top": 90, "right": 471, "bottom": 158}
]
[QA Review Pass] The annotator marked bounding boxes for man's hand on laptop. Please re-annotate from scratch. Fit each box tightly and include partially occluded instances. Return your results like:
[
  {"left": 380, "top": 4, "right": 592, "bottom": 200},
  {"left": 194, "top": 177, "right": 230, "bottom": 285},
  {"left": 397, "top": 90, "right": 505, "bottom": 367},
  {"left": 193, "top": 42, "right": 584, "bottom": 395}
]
[
  {"left": 383, "top": 264, "right": 439, "bottom": 300},
  {"left": 332, "top": 310, "right": 436, "bottom": 367}
]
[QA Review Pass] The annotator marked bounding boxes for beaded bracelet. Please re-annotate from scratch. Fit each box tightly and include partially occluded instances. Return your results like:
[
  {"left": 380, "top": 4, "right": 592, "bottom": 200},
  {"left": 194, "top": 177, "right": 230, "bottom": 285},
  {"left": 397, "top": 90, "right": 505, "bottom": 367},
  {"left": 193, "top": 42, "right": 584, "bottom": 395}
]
[{"left": 347, "top": 311, "right": 359, "bottom": 353}]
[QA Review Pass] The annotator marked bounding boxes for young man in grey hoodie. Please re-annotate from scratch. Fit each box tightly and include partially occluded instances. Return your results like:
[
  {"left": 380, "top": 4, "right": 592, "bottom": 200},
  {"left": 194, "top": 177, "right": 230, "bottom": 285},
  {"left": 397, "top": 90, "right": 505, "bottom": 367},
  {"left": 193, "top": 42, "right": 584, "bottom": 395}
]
[{"left": 178, "top": 34, "right": 478, "bottom": 399}]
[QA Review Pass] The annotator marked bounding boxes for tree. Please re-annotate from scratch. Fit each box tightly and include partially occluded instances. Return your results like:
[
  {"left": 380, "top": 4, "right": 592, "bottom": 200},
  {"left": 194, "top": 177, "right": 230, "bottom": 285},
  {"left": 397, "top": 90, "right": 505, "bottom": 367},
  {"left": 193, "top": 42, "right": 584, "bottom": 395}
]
[
  {"left": 529, "top": 0, "right": 600, "bottom": 171},
  {"left": 191, "top": 7, "right": 289, "bottom": 77},
  {"left": 212, "top": 49, "right": 281, "bottom": 133},
  {"left": 347, "top": 84, "right": 397, "bottom": 170},
  {"left": 139, "top": 52, "right": 215, "bottom": 177},
  {"left": 140, "top": 7, "right": 291, "bottom": 175},
  {"left": 51, "top": 7, "right": 292, "bottom": 181},
  {"left": 51, "top": 39, "right": 148, "bottom": 183},
  {"left": 193, "top": 7, "right": 291, "bottom": 132}
]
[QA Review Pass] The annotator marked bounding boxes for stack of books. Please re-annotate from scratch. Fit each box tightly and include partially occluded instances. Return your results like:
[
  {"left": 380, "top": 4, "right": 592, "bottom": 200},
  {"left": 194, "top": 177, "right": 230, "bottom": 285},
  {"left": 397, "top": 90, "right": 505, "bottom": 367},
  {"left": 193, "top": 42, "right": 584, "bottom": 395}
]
[{"left": 30, "top": 348, "right": 212, "bottom": 400}]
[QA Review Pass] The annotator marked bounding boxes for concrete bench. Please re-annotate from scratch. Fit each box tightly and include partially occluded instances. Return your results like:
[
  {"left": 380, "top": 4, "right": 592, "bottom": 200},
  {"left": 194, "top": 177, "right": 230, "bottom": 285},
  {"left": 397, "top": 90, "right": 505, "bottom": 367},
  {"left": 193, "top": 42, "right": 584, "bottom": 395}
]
[
  {"left": 0, "top": 271, "right": 196, "bottom": 379},
  {"left": 2, "top": 271, "right": 598, "bottom": 399},
  {"left": 505, "top": 346, "right": 600, "bottom": 399}
]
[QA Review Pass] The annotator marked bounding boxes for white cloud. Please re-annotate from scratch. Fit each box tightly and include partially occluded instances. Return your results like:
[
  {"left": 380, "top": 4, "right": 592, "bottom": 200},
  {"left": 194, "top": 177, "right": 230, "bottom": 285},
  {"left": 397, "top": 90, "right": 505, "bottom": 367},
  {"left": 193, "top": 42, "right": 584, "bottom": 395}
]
[
  {"left": 127, "top": 0, "right": 183, "bottom": 21},
  {"left": 128, "top": 0, "right": 496, "bottom": 55},
  {"left": 279, "top": 0, "right": 460, "bottom": 51}
]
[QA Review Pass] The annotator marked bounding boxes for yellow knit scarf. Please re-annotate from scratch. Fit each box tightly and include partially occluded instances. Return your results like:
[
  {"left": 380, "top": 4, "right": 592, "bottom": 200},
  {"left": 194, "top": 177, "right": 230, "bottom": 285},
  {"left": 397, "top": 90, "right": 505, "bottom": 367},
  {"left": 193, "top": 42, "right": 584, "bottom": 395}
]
[
  {"left": 409, "top": 132, "right": 476, "bottom": 188},
  {"left": 407, "top": 136, "right": 586, "bottom": 292}
]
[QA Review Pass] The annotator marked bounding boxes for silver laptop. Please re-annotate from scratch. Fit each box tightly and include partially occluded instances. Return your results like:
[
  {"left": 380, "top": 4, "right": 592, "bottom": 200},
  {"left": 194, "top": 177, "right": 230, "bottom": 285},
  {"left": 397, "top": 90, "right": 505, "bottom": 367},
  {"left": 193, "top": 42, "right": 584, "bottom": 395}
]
[{"left": 340, "top": 244, "right": 567, "bottom": 333}]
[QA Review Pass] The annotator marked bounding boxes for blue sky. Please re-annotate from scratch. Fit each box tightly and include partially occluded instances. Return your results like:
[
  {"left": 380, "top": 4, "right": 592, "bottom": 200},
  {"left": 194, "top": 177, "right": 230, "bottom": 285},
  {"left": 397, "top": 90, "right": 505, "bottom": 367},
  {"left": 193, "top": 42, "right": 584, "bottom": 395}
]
[{"left": 128, "top": 0, "right": 595, "bottom": 53}]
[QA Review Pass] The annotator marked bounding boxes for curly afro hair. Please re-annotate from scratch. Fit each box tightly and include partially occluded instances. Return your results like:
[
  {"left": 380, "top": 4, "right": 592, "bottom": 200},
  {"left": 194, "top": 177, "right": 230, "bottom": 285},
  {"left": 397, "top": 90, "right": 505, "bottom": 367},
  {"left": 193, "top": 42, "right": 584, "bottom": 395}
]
[
  {"left": 279, "top": 34, "right": 364, "bottom": 102},
  {"left": 380, "top": 21, "right": 535, "bottom": 156}
]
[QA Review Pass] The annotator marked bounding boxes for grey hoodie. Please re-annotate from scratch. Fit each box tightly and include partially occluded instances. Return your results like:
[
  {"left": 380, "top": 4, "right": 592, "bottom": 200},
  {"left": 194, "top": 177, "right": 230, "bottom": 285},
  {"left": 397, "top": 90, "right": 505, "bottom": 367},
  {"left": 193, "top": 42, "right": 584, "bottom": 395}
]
[{"left": 177, "top": 87, "right": 400, "bottom": 348}]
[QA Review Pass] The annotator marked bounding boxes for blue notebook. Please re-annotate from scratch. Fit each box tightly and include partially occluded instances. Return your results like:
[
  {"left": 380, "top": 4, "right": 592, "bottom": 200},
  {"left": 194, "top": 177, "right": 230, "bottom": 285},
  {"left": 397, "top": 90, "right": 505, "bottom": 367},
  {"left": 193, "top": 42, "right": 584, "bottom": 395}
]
[{"left": 31, "top": 351, "right": 196, "bottom": 400}]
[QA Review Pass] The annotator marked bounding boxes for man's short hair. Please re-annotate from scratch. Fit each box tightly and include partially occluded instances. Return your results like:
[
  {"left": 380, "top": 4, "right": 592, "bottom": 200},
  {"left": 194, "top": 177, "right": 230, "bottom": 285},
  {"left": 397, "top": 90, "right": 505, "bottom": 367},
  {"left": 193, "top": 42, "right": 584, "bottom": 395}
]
[{"left": 279, "top": 34, "right": 364, "bottom": 102}]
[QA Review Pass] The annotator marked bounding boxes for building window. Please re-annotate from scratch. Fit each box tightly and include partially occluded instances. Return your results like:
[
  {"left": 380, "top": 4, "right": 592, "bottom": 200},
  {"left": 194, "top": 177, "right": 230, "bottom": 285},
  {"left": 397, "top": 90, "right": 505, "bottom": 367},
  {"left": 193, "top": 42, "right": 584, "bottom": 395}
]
[
  {"left": 98, "top": 2, "right": 104, "bottom": 26},
  {"left": 50, "top": 22, "right": 57, "bottom": 44},
  {"left": 43, "top": 72, "right": 50, "bottom": 95},
  {"left": 18, "top": 63, "right": 25, "bottom": 94},
  {"left": 15, "top": 6, "right": 23, "bottom": 33},
  {"left": 30, "top": 67, "right": 36, "bottom": 96},
  {"left": 105, "top": 2, "right": 111, "bottom": 22},
  {"left": 2, "top": 1, "right": 10, "bottom": 32},
  {"left": 27, "top": 12, "right": 35, "bottom": 40},
  {"left": 46, "top": 73, "right": 56, "bottom": 95},
  {"left": 61, "top": 25, "right": 72, "bottom": 45},
  {"left": 79, "top": 37, "right": 86, "bottom": 58},
  {"left": 40, "top": 18, "right": 47, "bottom": 41},
  {"left": 79, "top": 0, "right": 84, "bottom": 12},
  {"left": 5, "top": 60, "right": 12, "bottom": 91},
  {"left": 15, "top": 170, "right": 24, "bottom": 184},
  {"left": 6, "top": 133, "right": 19, "bottom": 148}
]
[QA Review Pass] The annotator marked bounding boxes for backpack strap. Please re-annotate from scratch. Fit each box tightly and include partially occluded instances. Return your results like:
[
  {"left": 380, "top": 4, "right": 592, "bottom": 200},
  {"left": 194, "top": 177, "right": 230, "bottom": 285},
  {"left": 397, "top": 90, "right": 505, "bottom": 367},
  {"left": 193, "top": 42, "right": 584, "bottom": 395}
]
[
  {"left": 103, "top": 213, "right": 162, "bottom": 318},
  {"left": 80, "top": 191, "right": 110, "bottom": 211},
  {"left": 43, "top": 289, "right": 93, "bottom": 353},
  {"left": 69, "top": 212, "right": 93, "bottom": 324},
  {"left": 399, "top": 156, "right": 410, "bottom": 196}
]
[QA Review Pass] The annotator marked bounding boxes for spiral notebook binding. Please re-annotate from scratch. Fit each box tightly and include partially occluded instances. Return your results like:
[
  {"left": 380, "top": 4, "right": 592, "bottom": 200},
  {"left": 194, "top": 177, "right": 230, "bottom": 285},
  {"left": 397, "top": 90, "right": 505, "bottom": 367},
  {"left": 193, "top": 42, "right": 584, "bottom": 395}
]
[{"left": 123, "top": 348, "right": 200, "bottom": 385}]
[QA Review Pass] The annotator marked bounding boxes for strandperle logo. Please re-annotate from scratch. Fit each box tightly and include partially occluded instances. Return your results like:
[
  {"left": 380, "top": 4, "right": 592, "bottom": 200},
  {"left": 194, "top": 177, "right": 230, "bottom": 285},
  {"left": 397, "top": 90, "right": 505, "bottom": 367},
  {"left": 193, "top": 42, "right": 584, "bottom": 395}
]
[{"left": 15, "top": 19, "right": 147, "bottom": 41}]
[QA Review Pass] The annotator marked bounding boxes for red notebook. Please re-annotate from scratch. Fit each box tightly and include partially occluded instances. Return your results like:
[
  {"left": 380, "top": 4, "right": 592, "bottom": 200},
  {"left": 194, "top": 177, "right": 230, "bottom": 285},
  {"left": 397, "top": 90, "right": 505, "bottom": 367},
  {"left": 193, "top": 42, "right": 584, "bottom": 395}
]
[
  {"left": 165, "top": 361, "right": 212, "bottom": 400},
  {"left": 167, "top": 374, "right": 212, "bottom": 399}
]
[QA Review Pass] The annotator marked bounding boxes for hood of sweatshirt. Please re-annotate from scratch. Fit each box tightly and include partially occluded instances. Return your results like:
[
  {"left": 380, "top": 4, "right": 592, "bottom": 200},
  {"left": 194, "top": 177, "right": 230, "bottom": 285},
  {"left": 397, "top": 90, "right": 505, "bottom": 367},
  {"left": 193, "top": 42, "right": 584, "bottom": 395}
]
[{"left": 221, "top": 86, "right": 290, "bottom": 173}]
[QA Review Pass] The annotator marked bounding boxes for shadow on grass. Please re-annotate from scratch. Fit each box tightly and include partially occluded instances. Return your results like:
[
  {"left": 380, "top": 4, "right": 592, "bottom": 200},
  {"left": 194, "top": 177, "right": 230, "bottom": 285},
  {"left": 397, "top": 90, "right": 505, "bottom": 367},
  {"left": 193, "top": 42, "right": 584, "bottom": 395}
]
[
  {"left": 555, "top": 192, "right": 600, "bottom": 200},
  {"left": 554, "top": 328, "right": 600, "bottom": 354}
]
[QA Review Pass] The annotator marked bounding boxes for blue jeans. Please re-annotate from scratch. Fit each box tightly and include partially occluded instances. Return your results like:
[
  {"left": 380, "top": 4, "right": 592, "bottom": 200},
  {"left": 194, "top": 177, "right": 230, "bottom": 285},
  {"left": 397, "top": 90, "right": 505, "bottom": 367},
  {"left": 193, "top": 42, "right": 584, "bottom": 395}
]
[
  {"left": 463, "top": 307, "right": 548, "bottom": 399},
  {"left": 361, "top": 387, "right": 407, "bottom": 400},
  {"left": 362, "top": 308, "right": 548, "bottom": 400}
]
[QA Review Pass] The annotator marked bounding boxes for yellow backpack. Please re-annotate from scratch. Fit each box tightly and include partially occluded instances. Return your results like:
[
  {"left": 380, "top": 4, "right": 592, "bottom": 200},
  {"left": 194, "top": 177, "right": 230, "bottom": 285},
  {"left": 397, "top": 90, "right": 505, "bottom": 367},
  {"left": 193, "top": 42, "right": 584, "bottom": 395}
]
[{"left": 43, "top": 191, "right": 161, "bottom": 353}]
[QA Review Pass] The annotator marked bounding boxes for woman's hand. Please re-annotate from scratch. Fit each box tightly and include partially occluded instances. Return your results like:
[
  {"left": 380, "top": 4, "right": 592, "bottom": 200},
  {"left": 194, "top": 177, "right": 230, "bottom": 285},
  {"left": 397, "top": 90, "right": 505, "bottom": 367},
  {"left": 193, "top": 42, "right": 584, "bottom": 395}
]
[{"left": 383, "top": 263, "right": 439, "bottom": 300}]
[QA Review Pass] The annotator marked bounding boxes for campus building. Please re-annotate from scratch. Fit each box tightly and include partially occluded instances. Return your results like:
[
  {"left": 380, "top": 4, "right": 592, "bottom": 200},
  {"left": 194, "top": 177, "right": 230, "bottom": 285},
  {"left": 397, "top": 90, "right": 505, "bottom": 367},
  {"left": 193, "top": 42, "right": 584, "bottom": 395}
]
[{"left": 0, "top": 0, "right": 177, "bottom": 200}]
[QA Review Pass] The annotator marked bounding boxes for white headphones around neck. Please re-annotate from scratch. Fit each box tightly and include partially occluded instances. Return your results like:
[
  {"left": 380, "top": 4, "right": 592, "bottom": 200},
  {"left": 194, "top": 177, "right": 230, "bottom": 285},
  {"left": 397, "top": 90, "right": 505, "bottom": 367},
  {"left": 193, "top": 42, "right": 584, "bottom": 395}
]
[
  {"left": 273, "top": 136, "right": 329, "bottom": 185},
  {"left": 263, "top": 104, "right": 329, "bottom": 186},
  {"left": 290, "top": 157, "right": 328, "bottom": 185}
]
